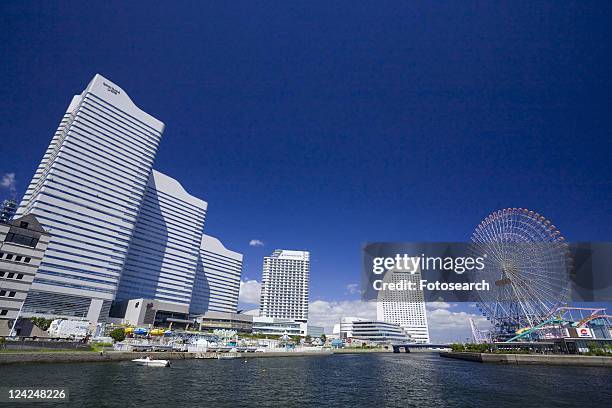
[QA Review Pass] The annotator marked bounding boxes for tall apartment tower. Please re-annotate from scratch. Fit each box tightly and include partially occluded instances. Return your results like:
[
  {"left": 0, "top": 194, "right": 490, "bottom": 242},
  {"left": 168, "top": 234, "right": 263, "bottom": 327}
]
[
  {"left": 115, "top": 170, "right": 207, "bottom": 306},
  {"left": 190, "top": 234, "right": 243, "bottom": 314},
  {"left": 259, "top": 249, "right": 309, "bottom": 322},
  {"left": 376, "top": 266, "right": 430, "bottom": 343},
  {"left": 15, "top": 74, "right": 164, "bottom": 322}
]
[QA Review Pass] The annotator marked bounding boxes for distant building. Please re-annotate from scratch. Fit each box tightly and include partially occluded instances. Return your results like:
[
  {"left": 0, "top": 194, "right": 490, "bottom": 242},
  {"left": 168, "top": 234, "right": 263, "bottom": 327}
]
[
  {"left": 115, "top": 170, "right": 207, "bottom": 306},
  {"left": 253, "top": 316, "right": 308, "bottom": 337},
  {"left": 190, "top": 234, "right": 243, "bottom": 314},
  {"left": 194, "top": 310, "right": 253, "bottom": 333},
  {"left": 15, "top": 74, "right": 164, "bottom": 322},
  {"left": 307, "top": 325, "right": 325, "bottom": 338},
  {"left": 0, "top": 199, "right": 17, "bottom": 223},
  {"left": 333, "top": 316, "right": 411, "bottom": 345},
  {"left": 377, "top": 267, "right": 430, "bottom": 343},
  {"left": 259, "top": 249, "right": 309, "bottom": 321},
  {"left": 0, "top": 214, "right": 50, "bottom": 336}
]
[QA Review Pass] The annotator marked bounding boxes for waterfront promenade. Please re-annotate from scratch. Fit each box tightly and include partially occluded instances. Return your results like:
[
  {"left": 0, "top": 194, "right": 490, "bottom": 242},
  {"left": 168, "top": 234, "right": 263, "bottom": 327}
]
[
  {"left": 0, "top": 349, "right": 334, "bottom": 365},
  {"left": 440, "top": 351, "right": 612, "bottom": 367}
]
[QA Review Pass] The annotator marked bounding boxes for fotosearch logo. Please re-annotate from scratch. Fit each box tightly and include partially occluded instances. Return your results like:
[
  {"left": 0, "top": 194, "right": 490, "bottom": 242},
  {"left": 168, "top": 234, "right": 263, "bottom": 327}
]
[{"left": 372, "top": 253, "right": 487, "bottom": 275}]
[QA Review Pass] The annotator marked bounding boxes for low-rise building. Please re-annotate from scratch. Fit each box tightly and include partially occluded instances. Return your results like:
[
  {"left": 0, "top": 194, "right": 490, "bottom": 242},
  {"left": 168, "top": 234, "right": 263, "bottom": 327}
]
[
  {"left": 0, "top": 214, "right": 50, "bottom": 336},
  {"left": 116, "top": 298, "right": 194, "bottom": 329},
  {"left": 307, "top": 325, "right": 325, "bottom": 338},
  {"left": 194, "top": 310, "right": 253, "bottom": 333},
  {"left": 253, "top": 316, "right": 307, "bottom": 337},
  {"left": 333, "top": 316, "right": 412, "bottom": 345}
]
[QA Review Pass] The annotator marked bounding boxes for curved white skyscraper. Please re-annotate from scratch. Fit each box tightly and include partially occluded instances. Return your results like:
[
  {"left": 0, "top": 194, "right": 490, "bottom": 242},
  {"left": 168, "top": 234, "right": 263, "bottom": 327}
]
[
  {"left": 115, "top": 170, "right": 208, "bottom": 306},
  {"left": 15, "top": 74, "right": 164, "bottom": 322},
  {"left": 190, "top": 234, "right": 243, "bottom": 314}
]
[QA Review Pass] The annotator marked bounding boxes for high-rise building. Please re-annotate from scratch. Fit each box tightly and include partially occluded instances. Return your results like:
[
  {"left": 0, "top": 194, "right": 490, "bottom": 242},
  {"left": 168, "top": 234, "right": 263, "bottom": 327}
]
[
  {"left": 376, "top": 266, "right": 430, "bottom": 343},
  {"left": 259, "top": 249, "right": 309, "bottom": 322},
  {"left": 115, "top": 170, "right": 207, "bottom": 306},
  {"left": 0, "top": 214, "right": 50, "bottom": 336},
  {"left": 15, "top": 74, "right": 164, "bottom": 322},
  {"left": 190, "top": 234, "right": 243, "bottom": 314},
  {"left": 0, "top": 199, "right": 17, "bottom": 223}
]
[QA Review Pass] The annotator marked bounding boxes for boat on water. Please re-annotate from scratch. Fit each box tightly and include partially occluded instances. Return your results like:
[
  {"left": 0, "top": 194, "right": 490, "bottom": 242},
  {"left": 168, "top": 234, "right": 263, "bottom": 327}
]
[
  {"left": 217, "top": 353, "right": 239, "bottom": 360},
  {"left": 132, "top": 356, "right": 170, "bottom": 367}
]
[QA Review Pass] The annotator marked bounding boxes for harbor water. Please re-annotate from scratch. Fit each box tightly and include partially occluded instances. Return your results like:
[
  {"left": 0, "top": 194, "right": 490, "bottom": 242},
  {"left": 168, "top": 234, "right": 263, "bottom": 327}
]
[{"left": 1, "top": 353, "right": 611, "bottom": 407}]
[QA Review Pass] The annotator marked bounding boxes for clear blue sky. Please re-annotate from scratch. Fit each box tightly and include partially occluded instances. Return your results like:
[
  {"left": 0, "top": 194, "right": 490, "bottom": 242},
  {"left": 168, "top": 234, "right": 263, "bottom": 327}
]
[{"left": 1, "top": 2, "right": 611, "bottom": 308}]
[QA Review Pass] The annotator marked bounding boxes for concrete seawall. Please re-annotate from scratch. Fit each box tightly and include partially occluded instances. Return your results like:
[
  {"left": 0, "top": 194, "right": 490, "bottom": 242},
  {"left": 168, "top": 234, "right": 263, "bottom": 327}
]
[
  {"left": 0, "top": 350, "right": 333, "bottom": 365},
  {"left": 440, "top": 352, "right": 612, "bottom": 367}
]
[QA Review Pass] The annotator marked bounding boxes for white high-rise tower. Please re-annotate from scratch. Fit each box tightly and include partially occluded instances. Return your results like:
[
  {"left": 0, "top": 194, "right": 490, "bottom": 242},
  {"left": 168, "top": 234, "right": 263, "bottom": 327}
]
[
  {"left": 259, "top": 250, "right": 309, "bottom": 322},
  {"left": 15, "top": 74, "right": 164, "bottom": 322},
  {"left": 376, "top": 266, "right": 430, "bottom": 343}
]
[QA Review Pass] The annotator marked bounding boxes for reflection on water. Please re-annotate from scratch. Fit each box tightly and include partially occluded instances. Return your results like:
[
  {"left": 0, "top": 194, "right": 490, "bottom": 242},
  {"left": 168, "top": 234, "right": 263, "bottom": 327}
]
[{"left": 1, "top": 353, "right": 611, "bottom": 407}]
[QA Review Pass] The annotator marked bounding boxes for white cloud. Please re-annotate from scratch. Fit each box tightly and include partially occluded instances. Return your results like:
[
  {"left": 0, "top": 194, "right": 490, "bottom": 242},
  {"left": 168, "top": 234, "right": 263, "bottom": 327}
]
[
  {"left": 308, "top": 300, "right": 377, "bottom": 333},
  {"left": 426, "top": 306, "right": 490, "bottom": 343},
  {"left": 426, "top": 301, "right": 452, "bottom": 310},
  {"left": 249, "top": 239, "right": 264, "bottom": 247},
  {"left": 307, "top": 299, "right": 491, "bottom": 342},
  {"left": 238, "top": 279, "right": 261, "bottom": 305},
  {"left": 345, "top": 283, "right": 360, "bottom": 295},
  {"left": 0, "top": 173, "right": 16, "bottom": 192}
]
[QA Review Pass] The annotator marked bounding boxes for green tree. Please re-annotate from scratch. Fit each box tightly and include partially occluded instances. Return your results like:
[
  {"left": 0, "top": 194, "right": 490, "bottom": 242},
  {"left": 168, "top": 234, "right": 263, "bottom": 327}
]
[
  {"left": 109, "top": 328, "right": 126, "bottom": 342},
  {"left": 320, "top": 334, "right": 327, "bottom": 343},
  {"left": 29, "top": 317, "right": 54, "bottom": 331},
  {"left": 305, "top": 335, "right": 312, "bottom": 343}
]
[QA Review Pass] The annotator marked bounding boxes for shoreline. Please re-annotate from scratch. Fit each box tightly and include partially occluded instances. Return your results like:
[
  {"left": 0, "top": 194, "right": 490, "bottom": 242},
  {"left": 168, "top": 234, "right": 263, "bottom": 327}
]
[
  {"left": 0, "top": 350, "right": 337, "bottom": 365},
  {"left": 440, "top": 351, "right": 612, "bottom": 367}
]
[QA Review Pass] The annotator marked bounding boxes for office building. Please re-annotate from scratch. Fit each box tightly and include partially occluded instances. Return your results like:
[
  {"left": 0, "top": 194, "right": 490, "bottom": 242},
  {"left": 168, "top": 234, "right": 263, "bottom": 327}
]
[
  {"left": 377, "top": 266, "right": 430, "bottom": 343},
  {"left": 259, "top": 249, "right": 309, "bottom": 321},
  {"left": 14, "top": 74, "right": 164, "bottom": 322},
  {"left": 0, "top": 215, "right": 50, "bottom": 336},
  {"left": 115, "top": 170, "right": 207, "bottom": 306},
  {"left": 190, "top": 234, "right": 243, "bottom": 314}
]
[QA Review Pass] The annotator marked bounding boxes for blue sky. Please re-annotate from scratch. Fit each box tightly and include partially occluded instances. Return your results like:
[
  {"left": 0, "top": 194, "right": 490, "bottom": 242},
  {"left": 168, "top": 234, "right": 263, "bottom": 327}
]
[{"left": 2, "top": 2, "right": 611, "bottom": 339}]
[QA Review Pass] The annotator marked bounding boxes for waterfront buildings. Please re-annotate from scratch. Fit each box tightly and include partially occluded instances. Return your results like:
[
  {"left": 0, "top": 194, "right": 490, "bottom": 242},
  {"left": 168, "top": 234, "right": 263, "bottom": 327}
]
[
  {"left": 195, "top": 310, "right": 253, "bottom": 333},
  {"left": 333, "top": 316, "right": 412, "bottom": 345},
  {"left": 252, "top": 316, "right": 323, "bottom": 338},
  {"left": 121, "top": 298, "right": 192, "bottom": 329},
  {"left": 115, "top": 170, "right": 207, "bottom": 306},
  {"left": 14, "top": 74, "right": 244, "bottom": 325},
  {"left": 15, "top": 74, "right": 164, "bottom": 322},
  {"left": 377, "top": 267, "right": 430, "bottom": 343},
  {"left": 0, "top": 214, "right": 50, "bottom": 336},
  {"left": 259, "top": 249, "right": 309, "bottom": 321},
  {"left": 190, "top": 234, "right": 243, "bottom": 314}
]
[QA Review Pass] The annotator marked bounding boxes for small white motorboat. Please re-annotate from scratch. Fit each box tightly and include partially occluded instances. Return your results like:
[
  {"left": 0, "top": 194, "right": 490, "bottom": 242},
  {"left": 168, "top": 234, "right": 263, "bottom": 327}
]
[
  {"left": 132, "top": 356, "right": 170, "bottom": 367},
  {"left": 217, "top": 353, "right": 238, "bottom": 360}
]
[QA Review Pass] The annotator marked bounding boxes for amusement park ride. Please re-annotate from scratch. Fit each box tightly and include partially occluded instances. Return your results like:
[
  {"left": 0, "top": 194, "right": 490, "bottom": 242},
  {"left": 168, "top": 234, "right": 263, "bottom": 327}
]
[{"left": 467, "top": 208, "right": 612, "bottom": 344}]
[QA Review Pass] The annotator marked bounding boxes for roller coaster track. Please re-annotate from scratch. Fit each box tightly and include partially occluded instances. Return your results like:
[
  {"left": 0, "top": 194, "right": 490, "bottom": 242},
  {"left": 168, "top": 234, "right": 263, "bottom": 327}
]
[
  {"left": 506, "top": 318, "right": 568, "bottom": 342},
  {"left": 577, "top": 314, "right": 612, "bottom": 327}
]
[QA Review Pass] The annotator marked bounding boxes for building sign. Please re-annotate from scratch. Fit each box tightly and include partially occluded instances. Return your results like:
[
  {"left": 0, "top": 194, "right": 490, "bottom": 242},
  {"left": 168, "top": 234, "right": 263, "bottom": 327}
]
[
  {"left": 576, "top": 328, "right": 593, "bottom": 338},
  {"left": 103, "top": 82, "right": 120, "bottom": 95}
]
